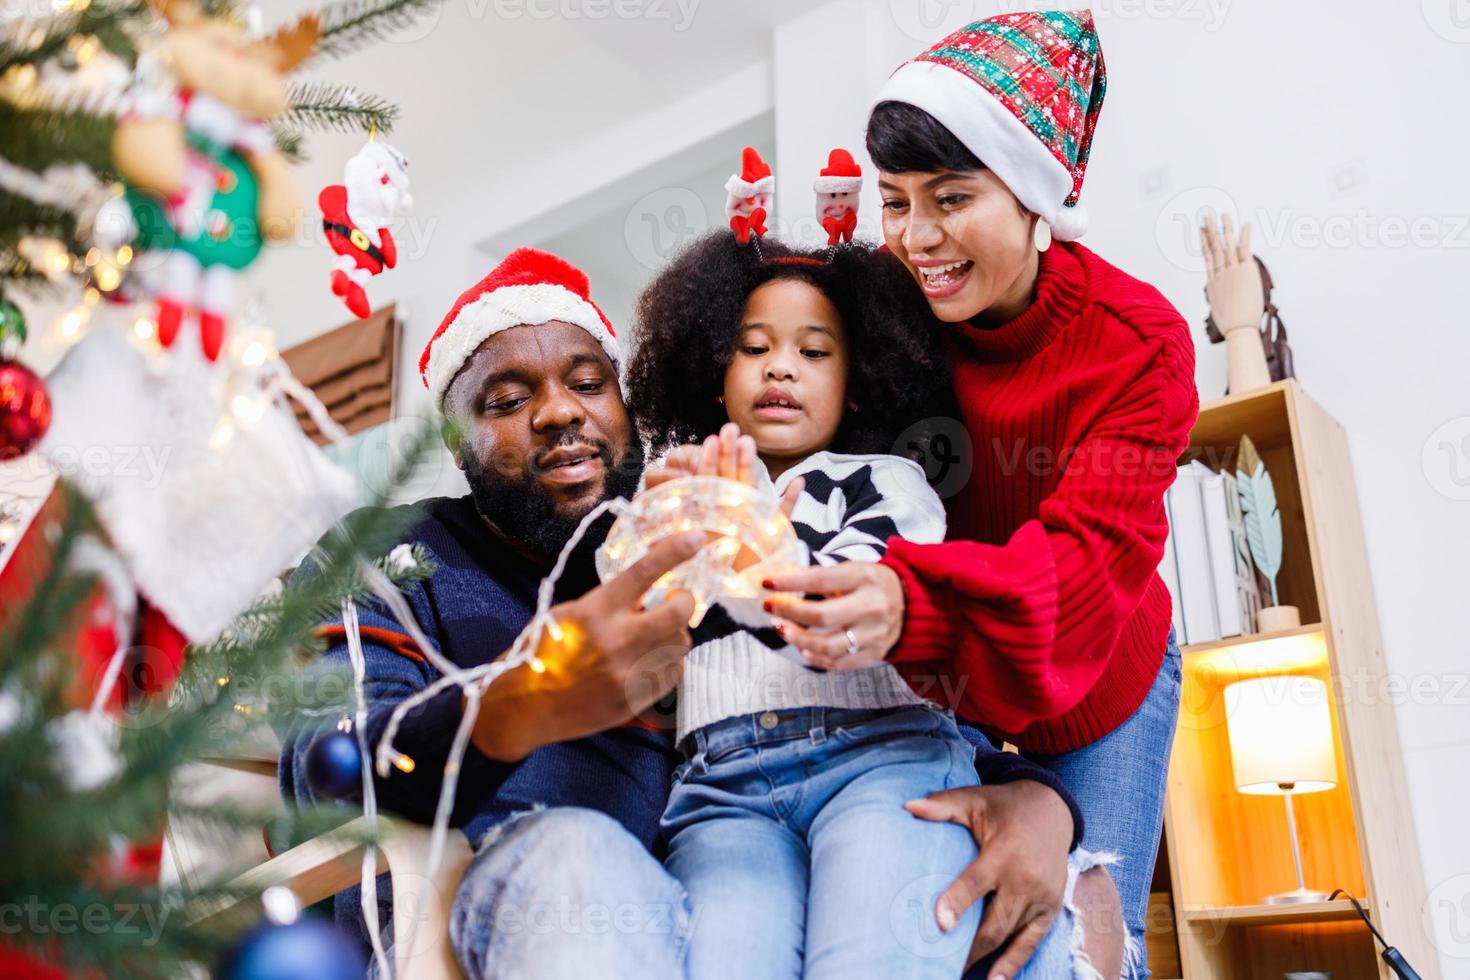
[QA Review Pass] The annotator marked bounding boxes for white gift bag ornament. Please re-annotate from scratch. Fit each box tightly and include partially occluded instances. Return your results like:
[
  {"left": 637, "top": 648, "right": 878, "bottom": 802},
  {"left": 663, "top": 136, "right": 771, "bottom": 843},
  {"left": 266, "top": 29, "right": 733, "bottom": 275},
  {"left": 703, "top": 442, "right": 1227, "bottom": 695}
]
[{"left": 42, "top": 327, "right": 357, "bottom": 643}]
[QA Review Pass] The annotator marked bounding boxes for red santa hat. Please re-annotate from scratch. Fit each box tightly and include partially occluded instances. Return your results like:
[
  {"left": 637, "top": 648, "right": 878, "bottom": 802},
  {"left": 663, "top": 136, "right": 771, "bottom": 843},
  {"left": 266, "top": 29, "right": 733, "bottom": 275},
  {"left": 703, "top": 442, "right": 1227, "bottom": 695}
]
[
  {"left": 812, "top": 148, "right": 863, "bottom": 195},
  {"left": 419, "top": 247, "right": 619, "bottom": 408},
  {"left": 874, "top": 11, "right": 1106, "bottom": 241},
  {"left": 724, "top": 146, "right": 775, "bottom": 200}
]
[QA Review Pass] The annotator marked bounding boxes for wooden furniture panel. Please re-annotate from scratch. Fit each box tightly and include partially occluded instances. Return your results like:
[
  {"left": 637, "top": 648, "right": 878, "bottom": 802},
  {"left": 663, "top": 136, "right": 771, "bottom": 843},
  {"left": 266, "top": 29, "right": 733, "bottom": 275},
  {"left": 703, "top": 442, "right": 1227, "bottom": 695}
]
[{"left": 1157, "top": 381, "right": 1436, "bottom": 979}]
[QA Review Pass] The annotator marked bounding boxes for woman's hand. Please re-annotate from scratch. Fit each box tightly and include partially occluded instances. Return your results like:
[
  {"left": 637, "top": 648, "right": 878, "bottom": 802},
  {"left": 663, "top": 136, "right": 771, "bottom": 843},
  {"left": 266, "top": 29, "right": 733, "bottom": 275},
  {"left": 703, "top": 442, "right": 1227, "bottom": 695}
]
[
  {"left": 643, "top": 422, "right": 803, "bottom": 514},
  {"left": 762, "top": 562, "right": 906, "bottom": 669},
  {"left": 906, "top": 781, "right": 1073, "bottom": 980}
]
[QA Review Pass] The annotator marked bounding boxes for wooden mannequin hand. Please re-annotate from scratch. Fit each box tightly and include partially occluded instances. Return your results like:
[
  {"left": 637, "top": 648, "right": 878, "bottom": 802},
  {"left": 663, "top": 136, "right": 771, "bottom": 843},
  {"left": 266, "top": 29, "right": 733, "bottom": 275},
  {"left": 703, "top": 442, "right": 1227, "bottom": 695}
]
[{"left": 1201, "top": 214, "right": 1263, "bottom": 333}]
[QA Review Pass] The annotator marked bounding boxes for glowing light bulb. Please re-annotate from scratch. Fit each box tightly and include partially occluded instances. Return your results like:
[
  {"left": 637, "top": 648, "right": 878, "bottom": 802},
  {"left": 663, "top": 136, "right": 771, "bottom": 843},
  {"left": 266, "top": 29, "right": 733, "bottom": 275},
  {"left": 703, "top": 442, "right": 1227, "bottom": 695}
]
[
  {"left": 231, "top": 393, "right": 266, "bottom": 426},
  {"left": 133, "top": 317, "right": 156, "bottom": 342},
  {"left": 390, "top": 752, "right": 416, "bottom": 774},
  {"left": 240, "top": 339, "right": 272, "bottom": 367},
  {"left": 94, "top": 263, "right": 121, "bottom": 292},
  {"left": 209, "top": 418, "right": 236, "bottom": 450},
  {"left": 56, "top": 308, "right": 88, "bottom": 342},
  {"left": 529, "top": 657, "right": 547, "bottom": 674},
  {"left": 116, "top": 245, "right": 133, "bottom": 266},
  {"left": 597, "top": 476, "right": 804, "bottom": 629}
]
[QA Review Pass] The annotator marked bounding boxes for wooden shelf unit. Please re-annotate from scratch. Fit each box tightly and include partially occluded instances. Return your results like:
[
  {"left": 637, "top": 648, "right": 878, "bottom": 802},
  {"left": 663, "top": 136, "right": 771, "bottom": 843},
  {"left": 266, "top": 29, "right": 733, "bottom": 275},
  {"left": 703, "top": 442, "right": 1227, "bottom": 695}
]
[{"left": 1152, "top": 380, "right": 1437, "bottom": 979}]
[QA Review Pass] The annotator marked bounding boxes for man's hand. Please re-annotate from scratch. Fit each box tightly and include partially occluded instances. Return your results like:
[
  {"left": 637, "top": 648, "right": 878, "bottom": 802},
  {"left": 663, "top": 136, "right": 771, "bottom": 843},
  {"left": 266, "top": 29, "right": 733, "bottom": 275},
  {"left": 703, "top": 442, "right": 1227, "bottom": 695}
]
[
  {"left": 472, "top": 530, "right": 704, "bottom": 760},
  {"left": 905, "top": 781, "right": 1073, "bottom": 980},
  {"left": 763, "top": 562, "right": 906, "bottom": 669}
]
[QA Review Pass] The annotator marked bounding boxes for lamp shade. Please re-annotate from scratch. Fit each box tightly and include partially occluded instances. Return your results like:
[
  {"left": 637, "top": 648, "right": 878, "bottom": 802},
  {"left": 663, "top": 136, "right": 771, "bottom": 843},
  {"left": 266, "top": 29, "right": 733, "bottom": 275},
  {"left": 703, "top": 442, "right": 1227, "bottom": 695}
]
[{"left": 1224, "top": 675, "right": 1337, "bottom": 796}]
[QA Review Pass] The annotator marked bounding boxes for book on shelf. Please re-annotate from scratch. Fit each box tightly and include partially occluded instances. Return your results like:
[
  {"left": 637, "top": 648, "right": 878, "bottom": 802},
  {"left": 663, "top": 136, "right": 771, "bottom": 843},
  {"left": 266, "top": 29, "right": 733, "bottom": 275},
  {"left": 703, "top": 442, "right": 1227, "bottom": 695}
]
[
  {"left": 1160, "top": 491, "right": 1186, "bottom": 643},
  {"left": 1168, "top": 462, "right": 1219, "bottom": 645},
  {"left": 1200, "top": 469, "right": 1261, "bottom": 638},
  {"left": 1165, "top": 461, "right": 1262, "bottom": 645}
]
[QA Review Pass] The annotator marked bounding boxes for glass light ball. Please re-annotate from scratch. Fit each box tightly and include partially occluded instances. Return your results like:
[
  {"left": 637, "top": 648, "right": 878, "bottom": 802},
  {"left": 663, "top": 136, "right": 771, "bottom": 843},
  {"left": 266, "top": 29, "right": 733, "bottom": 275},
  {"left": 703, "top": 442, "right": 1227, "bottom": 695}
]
[{"left": 597, "top": 476, "right": 803, "bottom": 626}]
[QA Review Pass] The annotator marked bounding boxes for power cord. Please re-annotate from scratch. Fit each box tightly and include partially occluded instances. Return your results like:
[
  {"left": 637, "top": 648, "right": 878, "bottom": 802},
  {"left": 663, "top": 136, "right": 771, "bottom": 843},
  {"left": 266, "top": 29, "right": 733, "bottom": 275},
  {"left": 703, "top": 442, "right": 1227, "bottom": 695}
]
[{"left": 1329, "top": 889, "right": 1422, "bottom": 980}]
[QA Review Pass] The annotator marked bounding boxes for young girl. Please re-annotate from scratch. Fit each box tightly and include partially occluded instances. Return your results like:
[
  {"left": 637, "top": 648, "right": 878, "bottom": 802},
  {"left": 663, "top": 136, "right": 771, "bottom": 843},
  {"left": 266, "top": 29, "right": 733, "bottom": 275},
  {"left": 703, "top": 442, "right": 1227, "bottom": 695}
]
[{"left": 623, "top": 232, "right": 1088, "bottom": 980}]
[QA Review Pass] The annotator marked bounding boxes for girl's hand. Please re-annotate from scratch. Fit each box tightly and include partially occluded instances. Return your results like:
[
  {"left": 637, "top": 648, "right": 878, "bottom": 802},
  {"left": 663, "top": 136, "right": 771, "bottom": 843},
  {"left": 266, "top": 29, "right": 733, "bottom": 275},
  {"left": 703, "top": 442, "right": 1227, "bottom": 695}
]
[
  {"left": 761, "top": 562, "right": 905, "bottom": 669},
  {"left": 644, "top": 423, "right": 803, "bottom": 516}
]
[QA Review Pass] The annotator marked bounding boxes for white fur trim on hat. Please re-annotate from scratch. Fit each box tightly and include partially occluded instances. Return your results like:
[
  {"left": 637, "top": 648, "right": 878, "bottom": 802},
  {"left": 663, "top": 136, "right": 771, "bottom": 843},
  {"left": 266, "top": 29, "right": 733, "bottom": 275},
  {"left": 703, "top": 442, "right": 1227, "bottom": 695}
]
[
  {"left": 813, "top": 175, "right": 863, "bottom": 194},
  {"left": 1049, "top": 202, "right": 1089, "bottom": 242},
  {"left": 875, "top": 60, "right": 1073, "bottom": 228},
  {"left": 425, "top": 283, "right": 621, "bottom": 408},
  {"left": 725, "top": 174, "right": 775, "bottom": 199}
]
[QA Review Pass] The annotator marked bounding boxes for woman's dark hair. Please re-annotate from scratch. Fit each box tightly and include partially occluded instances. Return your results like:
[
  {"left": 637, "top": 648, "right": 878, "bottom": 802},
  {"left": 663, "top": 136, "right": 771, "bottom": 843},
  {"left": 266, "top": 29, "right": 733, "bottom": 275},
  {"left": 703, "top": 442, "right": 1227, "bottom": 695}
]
[
  {"left": 625, "top": 231, "right": 955, "bottom": 462},
  {"left": 866, "top": 100, "right": 985, "bottom": 174}
]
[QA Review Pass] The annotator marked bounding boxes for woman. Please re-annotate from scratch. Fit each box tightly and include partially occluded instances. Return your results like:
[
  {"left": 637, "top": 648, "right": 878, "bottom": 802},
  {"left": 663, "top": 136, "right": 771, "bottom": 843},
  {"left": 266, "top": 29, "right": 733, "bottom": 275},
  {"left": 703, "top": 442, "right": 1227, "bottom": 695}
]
[{"left": 764, "top": 12, "right": 1198, "bottom": 978}]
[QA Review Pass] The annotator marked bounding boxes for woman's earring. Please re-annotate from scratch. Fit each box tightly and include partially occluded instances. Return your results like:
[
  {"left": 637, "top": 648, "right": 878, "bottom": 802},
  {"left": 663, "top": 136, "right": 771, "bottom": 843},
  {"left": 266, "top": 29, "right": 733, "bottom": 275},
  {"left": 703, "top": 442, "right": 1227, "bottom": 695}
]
[
  {"left": 715, "top": 395, "right": 725, "bottom": 405},
  {"left": 1032, "top": 216, "right": 1052, "bottom": 253}
]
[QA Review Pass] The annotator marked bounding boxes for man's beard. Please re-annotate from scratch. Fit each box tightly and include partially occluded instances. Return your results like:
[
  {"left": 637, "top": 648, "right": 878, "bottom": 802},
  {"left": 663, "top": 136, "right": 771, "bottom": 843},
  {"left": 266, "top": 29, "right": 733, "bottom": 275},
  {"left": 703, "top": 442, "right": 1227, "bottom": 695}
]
[{"left": 462, "top": 434, "right": 645, "bottom": 559}]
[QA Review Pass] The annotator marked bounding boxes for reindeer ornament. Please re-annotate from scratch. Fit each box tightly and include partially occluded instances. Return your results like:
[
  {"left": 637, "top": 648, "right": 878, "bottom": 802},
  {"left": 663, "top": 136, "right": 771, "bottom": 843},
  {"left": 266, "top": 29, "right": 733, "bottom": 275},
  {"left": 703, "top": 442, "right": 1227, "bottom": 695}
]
[{"left": 110, "top": 0, "right": 316, "bottom": 361}]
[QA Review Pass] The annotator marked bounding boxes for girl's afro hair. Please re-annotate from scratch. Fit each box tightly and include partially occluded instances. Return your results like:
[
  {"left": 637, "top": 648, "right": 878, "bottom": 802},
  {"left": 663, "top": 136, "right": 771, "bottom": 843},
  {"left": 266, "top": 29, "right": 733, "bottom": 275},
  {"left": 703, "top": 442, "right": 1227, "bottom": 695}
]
[{"left": 624, "top": 231, "right": 956, "bottom": 463}]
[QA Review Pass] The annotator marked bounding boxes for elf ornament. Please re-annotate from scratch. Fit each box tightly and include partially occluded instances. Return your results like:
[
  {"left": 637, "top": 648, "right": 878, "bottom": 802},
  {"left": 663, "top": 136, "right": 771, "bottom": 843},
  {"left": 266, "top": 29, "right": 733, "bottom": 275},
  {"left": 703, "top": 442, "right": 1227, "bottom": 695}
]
[
  {"left": 110, "top": 0, "right": 318, "bottom": 361},
  {"left": 320, "top": 140, "right": 412, "bottom": 320},
  {"left": 725, "top": 146, "right": 773, "bottom": 245},
  {"left": 0, "top": 298, "right": 51, "bottom": 461},
  {"left": 814, "top": 148, "right": 862, "bottom": 245}
]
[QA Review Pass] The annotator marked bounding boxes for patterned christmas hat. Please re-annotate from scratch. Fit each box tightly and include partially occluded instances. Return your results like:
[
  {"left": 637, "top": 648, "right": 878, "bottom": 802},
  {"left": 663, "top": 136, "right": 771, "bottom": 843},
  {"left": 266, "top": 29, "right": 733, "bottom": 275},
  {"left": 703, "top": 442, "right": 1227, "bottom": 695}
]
[
  {"left": 420, "top": 247, "right": 619, "bottom": 408},
  {"left": 813, "top": 148, "right": 863, "bottom": 194},
  {"left": 724, "top": 146, "right": 775, "bottom": 200},
  {"left": 874, "top": 10, "right": 1107, "bottom": 241}
]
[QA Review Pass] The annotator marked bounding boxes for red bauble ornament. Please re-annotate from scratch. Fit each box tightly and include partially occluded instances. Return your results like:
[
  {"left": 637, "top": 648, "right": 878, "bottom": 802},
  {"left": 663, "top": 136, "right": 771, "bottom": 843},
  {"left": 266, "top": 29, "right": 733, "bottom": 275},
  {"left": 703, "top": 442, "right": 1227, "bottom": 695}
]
[{"left": 0, "top": 358, "right": 51, "bottom": 460}]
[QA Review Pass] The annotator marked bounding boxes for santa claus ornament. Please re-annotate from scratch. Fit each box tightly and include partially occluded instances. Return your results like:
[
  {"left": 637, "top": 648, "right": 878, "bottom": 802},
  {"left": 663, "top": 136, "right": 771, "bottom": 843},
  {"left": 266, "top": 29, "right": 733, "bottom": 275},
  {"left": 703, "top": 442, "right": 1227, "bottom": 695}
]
[
  {"left": 725, "top": 146, "right": 773, "bottom": 245},
  {"left": 320, "top": 139, "right": 412, "bottom": 320},
  {"left": 814, "top": 148, "right": 862, "bottom": 246}
]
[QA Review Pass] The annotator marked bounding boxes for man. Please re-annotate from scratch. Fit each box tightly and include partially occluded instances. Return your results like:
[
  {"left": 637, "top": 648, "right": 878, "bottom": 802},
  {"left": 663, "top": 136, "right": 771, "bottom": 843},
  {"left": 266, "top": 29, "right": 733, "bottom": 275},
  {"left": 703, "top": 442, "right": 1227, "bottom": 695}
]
[{"left": 280, "top": 247, "right": 1123, "bottom": 979}]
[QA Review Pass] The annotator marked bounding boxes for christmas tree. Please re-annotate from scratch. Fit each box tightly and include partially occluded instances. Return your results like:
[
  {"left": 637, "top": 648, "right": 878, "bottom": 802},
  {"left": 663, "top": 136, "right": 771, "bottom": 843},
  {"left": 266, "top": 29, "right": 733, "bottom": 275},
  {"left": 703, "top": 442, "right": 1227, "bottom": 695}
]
[{"left": 0, "top": 0, "right": 445, "bottom": 975}]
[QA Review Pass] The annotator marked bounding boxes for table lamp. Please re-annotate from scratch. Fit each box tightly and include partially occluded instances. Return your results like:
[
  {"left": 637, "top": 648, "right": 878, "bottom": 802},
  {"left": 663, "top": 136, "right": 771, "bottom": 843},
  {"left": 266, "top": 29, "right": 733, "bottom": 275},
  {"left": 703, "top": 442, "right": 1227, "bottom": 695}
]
[{"left": 1224, "top": 674, "right": 1338, "bottom": 904}]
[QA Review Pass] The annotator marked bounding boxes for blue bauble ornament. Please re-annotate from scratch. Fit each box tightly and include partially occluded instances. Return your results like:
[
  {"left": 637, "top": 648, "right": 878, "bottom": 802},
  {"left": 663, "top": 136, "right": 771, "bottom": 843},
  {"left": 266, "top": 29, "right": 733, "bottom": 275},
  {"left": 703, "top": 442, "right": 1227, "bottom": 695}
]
[
  {"left": 304, "top": 730, "right": 362, "bottom": 799},
  {"left": 220, "top": 918, "right": 366, "bottom": 980}
]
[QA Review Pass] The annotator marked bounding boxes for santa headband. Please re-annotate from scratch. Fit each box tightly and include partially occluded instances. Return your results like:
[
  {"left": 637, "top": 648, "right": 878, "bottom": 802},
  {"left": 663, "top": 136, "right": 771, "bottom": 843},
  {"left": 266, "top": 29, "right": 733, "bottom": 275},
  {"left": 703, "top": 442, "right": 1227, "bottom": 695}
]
[{"left": 419, "top": 247, "right": 620, "bottom": 409}]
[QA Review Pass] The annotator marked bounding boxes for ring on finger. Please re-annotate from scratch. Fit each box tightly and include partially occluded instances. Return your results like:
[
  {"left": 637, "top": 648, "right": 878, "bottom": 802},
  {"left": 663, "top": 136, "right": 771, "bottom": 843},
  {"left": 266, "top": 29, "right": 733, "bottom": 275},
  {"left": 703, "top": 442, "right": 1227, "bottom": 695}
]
[{"left": 844, "top": 628, "right": 859, "bottom": 658}]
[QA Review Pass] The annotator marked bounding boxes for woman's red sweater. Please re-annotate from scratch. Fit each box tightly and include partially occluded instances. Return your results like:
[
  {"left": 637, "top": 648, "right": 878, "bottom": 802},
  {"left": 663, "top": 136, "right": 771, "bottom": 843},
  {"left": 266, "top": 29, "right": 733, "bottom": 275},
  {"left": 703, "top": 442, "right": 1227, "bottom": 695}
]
[{"left": 884, "top": 240, "right": 1199, "bottom": 754}]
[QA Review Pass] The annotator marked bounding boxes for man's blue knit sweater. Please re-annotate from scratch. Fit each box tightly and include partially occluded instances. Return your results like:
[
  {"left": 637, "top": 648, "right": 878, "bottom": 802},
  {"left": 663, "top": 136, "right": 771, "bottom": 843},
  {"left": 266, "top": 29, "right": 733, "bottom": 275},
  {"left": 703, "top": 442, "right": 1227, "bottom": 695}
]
[{"left": 278, "top": 495, "right": 1084, "bottom": 882}]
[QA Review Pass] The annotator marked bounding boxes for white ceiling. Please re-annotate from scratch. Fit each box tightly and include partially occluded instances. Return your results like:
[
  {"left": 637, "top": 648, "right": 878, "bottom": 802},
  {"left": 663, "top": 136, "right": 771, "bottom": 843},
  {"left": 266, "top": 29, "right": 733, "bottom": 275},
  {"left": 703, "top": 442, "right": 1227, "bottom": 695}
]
[{"left": 278, "top": 0, "right": 827, "bottom": 196}]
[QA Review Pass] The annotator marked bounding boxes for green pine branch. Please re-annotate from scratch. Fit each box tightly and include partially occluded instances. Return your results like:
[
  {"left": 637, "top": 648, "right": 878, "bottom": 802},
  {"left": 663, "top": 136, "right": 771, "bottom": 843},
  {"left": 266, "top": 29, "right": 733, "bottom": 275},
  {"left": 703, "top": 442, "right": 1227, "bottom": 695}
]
[
  {"left": 0, "top": 100, "right": 117, "bottom": 178},
  {"left": 311, "top": 0, "right": 447, "bottom": 61},
  {"left": 0, "top": 2, "right": 146, "bottom": 74},
  {"left": 0, "top": 188, "right": 79, "bottom": 248},
  {"left": 272, "top": 127, "right": 306, "bottom": 163},
  {"left": 0, "top": 420, "right": 442, "bottom": 975},
  {"left": 283, "top": 81, "right": 398, "bottom": 135}
]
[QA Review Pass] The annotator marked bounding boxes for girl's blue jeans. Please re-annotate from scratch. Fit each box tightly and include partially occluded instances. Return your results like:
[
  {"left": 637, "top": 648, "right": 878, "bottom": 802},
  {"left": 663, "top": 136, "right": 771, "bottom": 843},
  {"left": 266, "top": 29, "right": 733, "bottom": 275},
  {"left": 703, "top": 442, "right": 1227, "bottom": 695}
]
[{"left": 662, "top": 703, "right": 1079, "bottom": 980}]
